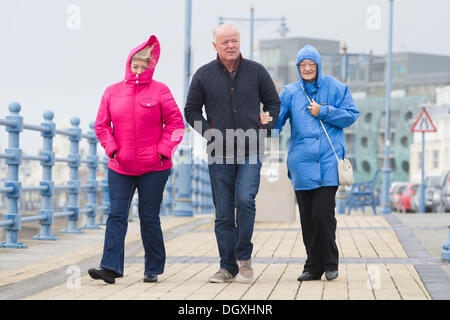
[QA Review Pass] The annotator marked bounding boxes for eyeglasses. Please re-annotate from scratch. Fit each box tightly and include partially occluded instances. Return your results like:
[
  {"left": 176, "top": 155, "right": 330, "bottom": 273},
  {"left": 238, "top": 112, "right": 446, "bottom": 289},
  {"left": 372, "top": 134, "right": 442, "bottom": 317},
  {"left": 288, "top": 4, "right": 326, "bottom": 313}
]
[{"left": 298, "top": 63, "right": 317, "bottom": 69}]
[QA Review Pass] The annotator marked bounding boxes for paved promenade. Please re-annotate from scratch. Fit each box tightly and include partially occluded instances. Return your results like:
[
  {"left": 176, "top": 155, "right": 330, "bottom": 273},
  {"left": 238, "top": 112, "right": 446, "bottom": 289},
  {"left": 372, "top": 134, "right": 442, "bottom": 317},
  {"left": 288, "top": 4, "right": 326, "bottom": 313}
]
[{"left": 0, "top": 209, "right": 449, "bottom": 300}]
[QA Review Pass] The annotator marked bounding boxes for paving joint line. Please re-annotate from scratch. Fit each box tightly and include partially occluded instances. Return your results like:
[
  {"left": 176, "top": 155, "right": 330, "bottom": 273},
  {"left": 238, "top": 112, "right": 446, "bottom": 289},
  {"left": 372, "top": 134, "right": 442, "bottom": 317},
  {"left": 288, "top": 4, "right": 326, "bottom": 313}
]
[
  {"left": 384, "top": 214, "right": 450, "bottom": 300},
  {"left": 0, "top": 217, "right": 213, "bottom": 300}
]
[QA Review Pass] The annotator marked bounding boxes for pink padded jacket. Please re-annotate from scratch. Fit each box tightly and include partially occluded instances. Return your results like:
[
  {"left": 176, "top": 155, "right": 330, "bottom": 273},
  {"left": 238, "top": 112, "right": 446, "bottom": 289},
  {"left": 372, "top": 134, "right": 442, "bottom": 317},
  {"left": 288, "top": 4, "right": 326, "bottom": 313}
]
[{"left": 94, "top": 35, "right": 185, "bottom": 176}]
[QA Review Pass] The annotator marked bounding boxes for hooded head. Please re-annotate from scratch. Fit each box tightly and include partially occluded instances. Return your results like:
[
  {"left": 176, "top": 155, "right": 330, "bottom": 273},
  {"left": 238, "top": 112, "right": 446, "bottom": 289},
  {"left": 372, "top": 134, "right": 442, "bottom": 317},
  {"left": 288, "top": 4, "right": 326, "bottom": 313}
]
[
  {"left": 125, "top": 35, "right": 160, "bottom": 85},
  {"left": 296, "top": 45, "right": 324, "bottom": 89}
]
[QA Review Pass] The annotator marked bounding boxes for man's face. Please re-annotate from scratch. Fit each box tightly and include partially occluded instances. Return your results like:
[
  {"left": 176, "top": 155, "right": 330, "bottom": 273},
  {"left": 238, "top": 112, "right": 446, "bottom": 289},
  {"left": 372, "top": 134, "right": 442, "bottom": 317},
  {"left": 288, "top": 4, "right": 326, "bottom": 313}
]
[
  {"left": 213, "top": 26, "right": 240, "bottom": 64},
  {"left": 298, "top": 59, "right": 318, "bottom": 82}
]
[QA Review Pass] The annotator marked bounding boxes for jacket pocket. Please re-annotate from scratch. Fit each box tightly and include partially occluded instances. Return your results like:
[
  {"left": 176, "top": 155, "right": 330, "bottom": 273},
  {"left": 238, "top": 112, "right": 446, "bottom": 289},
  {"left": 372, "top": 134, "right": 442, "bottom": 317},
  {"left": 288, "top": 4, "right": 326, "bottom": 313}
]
[
  {"left": 138, "top": 144, "right": 160, "bottom": 171},
  {"left": 115, "top": 148, "right": 137, "bottom": 172},
  {"left": 139, "top": 98, "right": 158, "bottom": 108}
]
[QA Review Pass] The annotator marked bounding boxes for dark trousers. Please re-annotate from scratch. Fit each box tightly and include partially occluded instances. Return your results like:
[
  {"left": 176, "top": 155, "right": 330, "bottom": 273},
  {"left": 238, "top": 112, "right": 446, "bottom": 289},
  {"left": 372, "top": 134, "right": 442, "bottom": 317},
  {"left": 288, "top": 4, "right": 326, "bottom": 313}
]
[
  {"left": 295, "top": 186, "right": 339, "bottom": 274},
  {"left": 100, "top": 168, "right": 170, "bottom": 277},
  {"left": 208, "top": 155, "right": 262, "bottom": 276}
]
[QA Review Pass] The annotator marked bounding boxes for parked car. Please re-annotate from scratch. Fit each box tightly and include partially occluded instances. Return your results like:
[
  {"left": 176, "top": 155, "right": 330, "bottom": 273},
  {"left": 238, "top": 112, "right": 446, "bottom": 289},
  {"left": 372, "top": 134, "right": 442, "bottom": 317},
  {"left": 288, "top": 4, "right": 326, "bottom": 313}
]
[
  {"left": 434, "top": 170, "right": 450, "bottom": 213},
  {"left": 410, "top": 175, "right": 442, "bottom": 213},
  {"left": 396, "top": 183, "right": 419, "bottom": 213},
  {"left": 390, "top": 182, "right": 407, "bottom": 211}
]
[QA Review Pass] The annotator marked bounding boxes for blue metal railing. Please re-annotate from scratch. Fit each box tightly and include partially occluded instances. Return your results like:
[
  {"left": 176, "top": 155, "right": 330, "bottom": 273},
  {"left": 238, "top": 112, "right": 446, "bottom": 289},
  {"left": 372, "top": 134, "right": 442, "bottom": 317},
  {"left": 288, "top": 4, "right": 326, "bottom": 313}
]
[{"left": 0, "top": 102, "right": 214, "bottom": 249}]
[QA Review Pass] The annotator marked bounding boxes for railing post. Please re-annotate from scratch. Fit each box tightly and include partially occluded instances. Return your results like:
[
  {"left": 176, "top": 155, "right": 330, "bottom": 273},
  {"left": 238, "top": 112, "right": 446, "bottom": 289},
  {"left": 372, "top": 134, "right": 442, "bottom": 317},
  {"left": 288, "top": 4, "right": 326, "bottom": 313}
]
[
  {"left": 205, "top": 161, "right": 213, "bottom": 213},
  {"left": 128, "top": 196, "right": 138, "bottom": 221},
  {"left": 201, "top": 162, "right": 207, "bottom": 214},
  {"left": 194, "top": 163, "right": 200, "bottom": 214},
  {"left": 60, "top": 117, "right": 83, "bottom": 234},
  {"left": 0, "top": 102, "right": 25, "bottom": 248},
  {"left": 164, "top": 176, "right": 173, "bottom": 215},
  {"left": 33, "top": 110, "right": 57, "bottom": 240},
  {"left": 173, "top": 138, "right": 193, "bottom": 216},
  {"left": 100, "top": 155, "right": 110, "bottom": 225},
  {"left": 82, "top": 122, "right": 100, "bottom": 229}
]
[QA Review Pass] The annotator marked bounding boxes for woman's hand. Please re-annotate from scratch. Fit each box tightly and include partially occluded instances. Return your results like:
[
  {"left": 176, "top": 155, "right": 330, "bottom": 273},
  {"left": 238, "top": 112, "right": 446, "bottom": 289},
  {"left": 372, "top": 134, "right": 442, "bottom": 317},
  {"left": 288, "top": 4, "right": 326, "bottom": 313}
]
[
  {"left": 259, "top": 111, "right": 273, "bottom": 125},
  {"left": 307, "top": 99, "right": 321, "bottom": 117}
]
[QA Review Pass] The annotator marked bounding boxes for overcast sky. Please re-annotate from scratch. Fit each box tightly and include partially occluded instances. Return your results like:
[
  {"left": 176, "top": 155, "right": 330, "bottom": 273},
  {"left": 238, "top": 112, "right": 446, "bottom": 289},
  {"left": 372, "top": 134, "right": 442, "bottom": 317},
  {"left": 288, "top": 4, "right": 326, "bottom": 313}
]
[{"left": 1, "top": 0, "right": 449, "bottom": 154}]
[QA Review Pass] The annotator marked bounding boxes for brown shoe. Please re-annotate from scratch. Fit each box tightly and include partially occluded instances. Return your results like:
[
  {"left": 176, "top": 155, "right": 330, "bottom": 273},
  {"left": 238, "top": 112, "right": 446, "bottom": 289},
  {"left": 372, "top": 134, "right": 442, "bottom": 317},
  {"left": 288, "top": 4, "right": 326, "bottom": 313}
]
[
  {"left": 237, "top": 260, "right": 254, "bottom": 282},
  {"left": 208, "top": 269, "right": 235, "bottom": 283}
]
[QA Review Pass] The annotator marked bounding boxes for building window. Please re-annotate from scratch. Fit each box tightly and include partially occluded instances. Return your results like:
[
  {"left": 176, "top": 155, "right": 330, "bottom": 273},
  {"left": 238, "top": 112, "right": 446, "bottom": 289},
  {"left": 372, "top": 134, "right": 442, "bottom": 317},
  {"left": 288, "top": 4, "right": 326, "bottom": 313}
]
[
  {"left": 401, "top": 136, "right": 408, "bottom": 147},
  {"left": 362, "top": 161, "right": 371, "bottom": 173},
  {"left": 404, "top": 111, "right": 413, "bottom": 121},
  {"left": 391, "top": 159, "right": 397, "bottom": 172},
  {"left": 260, "top": 48, "right": 282, "bottom": 68},
  {"left": 433, "top": 150, "right": 439, "bottom": 169},
  {"left": 361, "top": 137, "right": 368, "bottom": 148},
  {"left": 402, "top": 161, "right": 409, "bottom": 173},
  {"left": 364, "top": 112, "right": 372, "bottom": 123}
]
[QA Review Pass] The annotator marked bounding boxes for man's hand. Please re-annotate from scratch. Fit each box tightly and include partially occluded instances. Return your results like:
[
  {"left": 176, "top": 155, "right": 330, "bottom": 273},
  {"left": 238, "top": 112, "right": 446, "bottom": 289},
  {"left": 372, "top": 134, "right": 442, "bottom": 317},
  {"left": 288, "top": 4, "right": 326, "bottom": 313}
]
[
  {"left": 307, "top": 98, "right": 320, "bottom": 117},
  {"left": 259, "top": 111, "right": 273, "bottom": 125}
]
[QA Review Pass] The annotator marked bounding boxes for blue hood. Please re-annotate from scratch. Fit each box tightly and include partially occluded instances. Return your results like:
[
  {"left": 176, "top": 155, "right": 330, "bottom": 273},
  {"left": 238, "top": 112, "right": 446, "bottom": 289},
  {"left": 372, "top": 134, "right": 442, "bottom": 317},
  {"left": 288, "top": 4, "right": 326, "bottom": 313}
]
[{"left": 296, "top": 45, "right": 324, "bottom": 88}]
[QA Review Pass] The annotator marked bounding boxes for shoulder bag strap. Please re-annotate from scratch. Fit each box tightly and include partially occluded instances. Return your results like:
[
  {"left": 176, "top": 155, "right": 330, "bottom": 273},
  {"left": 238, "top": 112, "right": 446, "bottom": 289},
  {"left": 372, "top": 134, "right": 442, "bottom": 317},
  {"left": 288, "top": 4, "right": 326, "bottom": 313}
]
[{"left": 303, "top": 91, "right": 340, "bottom": 162}]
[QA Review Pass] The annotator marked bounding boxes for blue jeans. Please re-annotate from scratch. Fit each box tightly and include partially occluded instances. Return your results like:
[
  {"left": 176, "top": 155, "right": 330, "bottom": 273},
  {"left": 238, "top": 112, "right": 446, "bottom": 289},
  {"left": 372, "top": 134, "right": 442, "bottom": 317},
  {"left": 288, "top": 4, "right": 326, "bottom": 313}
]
[
  {"left": 208, "top": 155, "right": 262, "bottom": 276},
  {"left": 100, "top": 168, "right": 170, "bottom": 276}
]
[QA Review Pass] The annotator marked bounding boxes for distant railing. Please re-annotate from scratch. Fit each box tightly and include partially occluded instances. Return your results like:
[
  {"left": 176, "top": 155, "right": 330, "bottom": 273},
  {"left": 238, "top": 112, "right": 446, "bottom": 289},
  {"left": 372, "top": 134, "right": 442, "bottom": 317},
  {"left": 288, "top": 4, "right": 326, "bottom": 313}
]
[{"left": 0, "top": 102, "right": 213, "bottom": 249}]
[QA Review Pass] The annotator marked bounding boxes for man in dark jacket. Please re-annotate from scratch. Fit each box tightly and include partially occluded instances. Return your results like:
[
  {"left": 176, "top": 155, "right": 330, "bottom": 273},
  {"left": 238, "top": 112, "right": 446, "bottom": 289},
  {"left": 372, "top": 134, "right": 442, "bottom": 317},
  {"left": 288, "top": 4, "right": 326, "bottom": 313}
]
[{"left": 184, "top": 23, "right": 280, "bottom": 283}]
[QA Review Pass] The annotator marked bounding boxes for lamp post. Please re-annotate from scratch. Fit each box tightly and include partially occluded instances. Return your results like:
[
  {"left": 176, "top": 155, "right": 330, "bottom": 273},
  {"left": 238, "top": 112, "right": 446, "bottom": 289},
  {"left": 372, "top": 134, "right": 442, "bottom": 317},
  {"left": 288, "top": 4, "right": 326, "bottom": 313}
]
[
  {"left": 380, "top": 0, "right": 394, "bottom": 214},
  {"left": 173, "top": 0, "right": 193, "bottom": 217},
  {"left": 218, "top": 6, "right": 288, "bottom": 60}
]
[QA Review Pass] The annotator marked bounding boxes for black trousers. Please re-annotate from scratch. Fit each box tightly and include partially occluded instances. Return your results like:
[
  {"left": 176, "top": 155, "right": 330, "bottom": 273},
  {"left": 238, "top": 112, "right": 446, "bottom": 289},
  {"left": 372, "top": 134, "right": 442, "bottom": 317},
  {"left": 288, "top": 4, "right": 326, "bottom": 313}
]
[{"left": 295, "top": 186, "right": 339, "bottom": 274}]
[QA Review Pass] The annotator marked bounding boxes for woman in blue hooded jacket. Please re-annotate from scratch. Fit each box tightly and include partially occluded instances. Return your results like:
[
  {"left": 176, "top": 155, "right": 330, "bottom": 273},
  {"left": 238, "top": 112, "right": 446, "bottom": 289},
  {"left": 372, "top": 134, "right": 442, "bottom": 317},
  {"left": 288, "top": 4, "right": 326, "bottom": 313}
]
[{"left": 275, "top": 45, "right": 359, "bottom": 281}]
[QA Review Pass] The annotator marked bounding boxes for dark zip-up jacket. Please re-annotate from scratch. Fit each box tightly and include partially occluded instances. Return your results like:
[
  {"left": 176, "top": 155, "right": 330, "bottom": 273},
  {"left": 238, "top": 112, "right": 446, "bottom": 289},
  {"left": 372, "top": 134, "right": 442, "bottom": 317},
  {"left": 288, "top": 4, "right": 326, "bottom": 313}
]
[{"left": 184, "top": 56, "right": 280, "bottom": 158}]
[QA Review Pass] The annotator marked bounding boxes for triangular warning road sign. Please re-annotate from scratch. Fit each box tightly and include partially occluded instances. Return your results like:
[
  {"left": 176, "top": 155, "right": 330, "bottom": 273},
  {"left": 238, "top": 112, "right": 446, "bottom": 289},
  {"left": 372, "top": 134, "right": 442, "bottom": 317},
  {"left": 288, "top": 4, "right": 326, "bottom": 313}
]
[{"left": 411, "top": 108, "right": 437, "bottom": 133}]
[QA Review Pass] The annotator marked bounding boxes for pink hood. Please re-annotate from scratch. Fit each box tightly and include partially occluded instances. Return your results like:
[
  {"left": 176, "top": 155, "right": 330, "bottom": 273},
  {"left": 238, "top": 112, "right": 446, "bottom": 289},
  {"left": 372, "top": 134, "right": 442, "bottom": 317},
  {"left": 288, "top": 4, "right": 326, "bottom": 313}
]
[
  {"left": 124, "top": 35, "right": 160, "bottom": 85},
  {"left": 95, "top": 35, "right": 185, "bottom": 176}
]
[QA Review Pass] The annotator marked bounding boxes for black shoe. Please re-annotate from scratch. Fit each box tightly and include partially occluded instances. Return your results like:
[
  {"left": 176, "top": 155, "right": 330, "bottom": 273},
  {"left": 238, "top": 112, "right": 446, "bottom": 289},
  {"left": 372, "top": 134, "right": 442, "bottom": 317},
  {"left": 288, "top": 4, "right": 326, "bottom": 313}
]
[
  {"left": 144, "top": 274, "right": 158, "bottom": 283},
  {"left": 88, "top": 267, "right": 116, "bottom": 284},
  {"left": 325, "top": 271, "right": 338, "bottom": 281},
  {"left": 297, "top": 271, "right": 323, "bottom": 281}
]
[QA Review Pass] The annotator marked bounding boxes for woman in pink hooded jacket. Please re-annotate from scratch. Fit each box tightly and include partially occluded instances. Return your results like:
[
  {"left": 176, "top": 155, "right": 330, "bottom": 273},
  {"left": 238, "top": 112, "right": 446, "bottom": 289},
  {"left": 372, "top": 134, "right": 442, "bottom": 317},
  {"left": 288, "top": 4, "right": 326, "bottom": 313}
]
[{"left": 88, "top": 35, "right": 184, "bottom": 284}]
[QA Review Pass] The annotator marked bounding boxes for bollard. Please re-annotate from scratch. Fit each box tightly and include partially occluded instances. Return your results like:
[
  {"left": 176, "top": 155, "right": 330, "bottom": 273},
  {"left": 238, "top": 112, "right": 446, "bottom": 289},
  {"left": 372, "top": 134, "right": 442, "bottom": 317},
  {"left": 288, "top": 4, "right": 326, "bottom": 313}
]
[
  {"left": 0, "top": 102, "right": 26, "bottom": 248},
  {"left": 33, "top": 110, "right": 57, "bottom": 240},
  {"left": 82, "top": 122, "right": 100, "bottom": 229},
  {"left": 61, "top": 117, "right": 83, "bottom": 234},
  {"left": 442, "top": 223, "right": 450, "bottom": 261}
]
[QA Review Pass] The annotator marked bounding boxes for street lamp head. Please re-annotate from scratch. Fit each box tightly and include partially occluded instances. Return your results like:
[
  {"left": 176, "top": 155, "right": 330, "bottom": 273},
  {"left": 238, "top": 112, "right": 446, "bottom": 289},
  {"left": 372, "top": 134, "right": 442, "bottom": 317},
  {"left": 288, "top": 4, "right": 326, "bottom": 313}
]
[
  {"left": 341, "top": 42, "right": 348, "bottom": 54},
  {"left": 277, "top": 17, "right": 289, "bottom": 37}
]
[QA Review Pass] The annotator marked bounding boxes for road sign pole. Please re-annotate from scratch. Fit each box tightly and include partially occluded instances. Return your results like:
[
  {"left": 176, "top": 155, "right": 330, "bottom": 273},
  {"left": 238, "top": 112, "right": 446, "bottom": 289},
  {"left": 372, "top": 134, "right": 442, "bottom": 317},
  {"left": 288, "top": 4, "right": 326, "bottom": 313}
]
[
  {"left": 411, "top": 108, "right": 437, "bottom": 214},
  {"left": 419, "top": 132, "right": 425, "bottom": 214}
]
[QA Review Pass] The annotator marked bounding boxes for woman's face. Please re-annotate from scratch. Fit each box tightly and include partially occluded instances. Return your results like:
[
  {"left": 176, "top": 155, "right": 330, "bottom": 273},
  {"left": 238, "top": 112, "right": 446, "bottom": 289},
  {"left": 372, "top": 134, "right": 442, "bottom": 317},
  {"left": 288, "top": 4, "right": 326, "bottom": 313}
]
[
  {"left": 298, "top": 59, "right": 317, "bottom": 82},
  {"left": 131, "top": 59, "right": 149, "bottom": 75}
]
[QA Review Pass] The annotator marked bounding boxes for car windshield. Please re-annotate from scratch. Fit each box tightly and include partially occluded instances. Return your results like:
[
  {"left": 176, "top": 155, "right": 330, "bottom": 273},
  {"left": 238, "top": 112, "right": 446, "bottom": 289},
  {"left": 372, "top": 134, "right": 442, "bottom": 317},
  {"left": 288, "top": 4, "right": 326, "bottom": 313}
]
[
  {"left": 426, "top": 176, "right": 441, "bottom": 188},
  {"left": 397, "top": 186, "right": 406, "bottom": 194}
]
